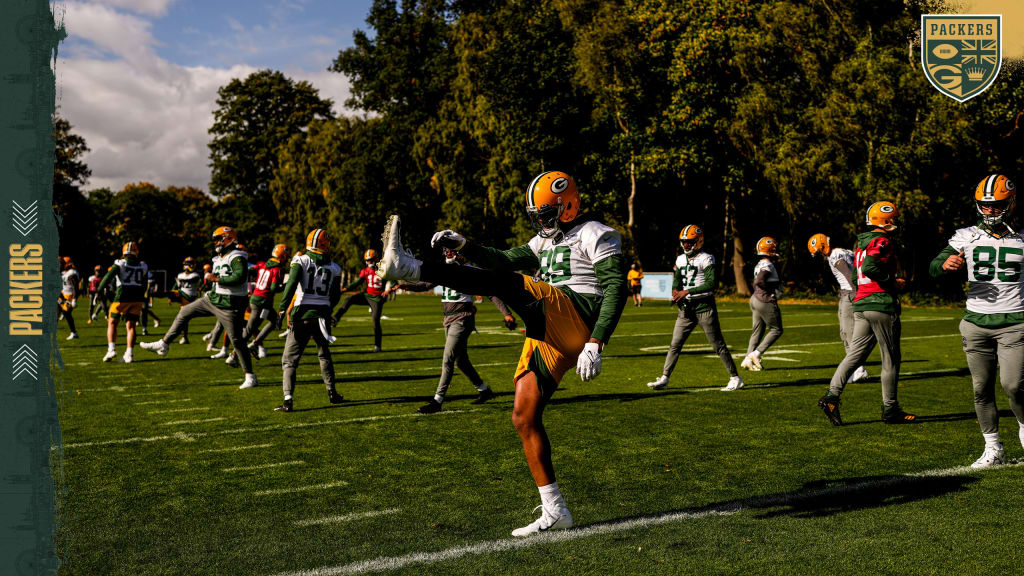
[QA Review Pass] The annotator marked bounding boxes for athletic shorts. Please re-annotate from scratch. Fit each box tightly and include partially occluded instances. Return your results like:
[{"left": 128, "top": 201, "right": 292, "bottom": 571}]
[
  {"left": 630, "top": 284, "right": 642, "bottom": 296},
  {"left": 109, "top": 301, "right": 144, "bottom": 320},
  {"left": 514, "top": 275, "right": 590, "bottom": 399}
]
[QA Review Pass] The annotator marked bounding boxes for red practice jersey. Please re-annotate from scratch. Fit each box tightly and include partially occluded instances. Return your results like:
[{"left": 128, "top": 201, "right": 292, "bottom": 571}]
[
  {"left": 252, "top": 261, "right": 283, "bottom": 299},
  {"left": 360, "top": 266, "right": 385, "bottom": 296}
]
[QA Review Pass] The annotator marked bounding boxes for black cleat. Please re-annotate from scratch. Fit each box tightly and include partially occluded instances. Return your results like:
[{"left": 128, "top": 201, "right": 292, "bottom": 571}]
[
  {"left": 274, "top": 399, "right": 293, "bottom": 413},
  {"left": 417, "top": 399, "right": 442, "bottom": 414},
  {"left": 882, "top": 406, "right": 917, "bottom": 424},
  {"left": 818, "top": 394, "right": 843, "bottom": 426},
  {"left": 328, "top": 390, "right": 344, "bottom": 404},
  {"left": 471, "top": 388, "right": 495, "bottom": 405}
]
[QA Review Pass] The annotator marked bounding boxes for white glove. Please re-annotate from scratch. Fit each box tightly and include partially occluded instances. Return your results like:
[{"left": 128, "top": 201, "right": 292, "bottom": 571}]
[
  {"left": 70, "top": 299, "right": 77, "bottom": 309},
  {"left": 430, "top": 230, "right": 466, "bottom": 251},
  {"left": 576, "top": 342, "right": 602, "bottom": 382}
]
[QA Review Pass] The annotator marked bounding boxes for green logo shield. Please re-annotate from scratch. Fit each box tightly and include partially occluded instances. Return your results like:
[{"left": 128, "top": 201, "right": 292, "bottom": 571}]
[{"left": 921, "top": 14, "right": 1002, "bottom": 103}]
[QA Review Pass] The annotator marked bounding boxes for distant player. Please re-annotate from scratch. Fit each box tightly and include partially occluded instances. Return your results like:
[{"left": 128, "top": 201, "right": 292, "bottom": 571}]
[
  {"left": 139, "top": 226, "right": 258, "bottom": 390},
  {"left": 87, "top": 264, "right": 108, "bottom": 323},
  {"left": 97, "top": 242, "right": 148, "bottom": 363},
  {"left": 807, "top": 234, "right": 869, "bottom": 383},
  {"left": 929, "top": 174, "right": 1024, "bottom": 467},
  {"left": 647, "top": 225, "right": 743, "bottom": 391},
  {"left": 627, "top": 262, "right": 644, "bottom": 307},
  {"left": 244, "top": 244, "right": 289, "bottom": 359},
  {"left": 818, "top": 202, "right": 915, "bottom": 426},
  {"left": 275, "top": 230, "right": 344, "bottom": 412},
  {"left": 59, "top": 257, "right": 80, "bottom": 340},
  {"left": 377, "top": 171, "right": 627, "bottom": 537},
  {"left": 332, "top": 248, "right": 390, "bottom": 352},
  {"left": 741, "top": 237, "right": 784, "bottom": 371},
  {"left": 139, "top": 264, "right": 161, "bottom": 336},
  {"left": 397, "top": 246, "right": 517, "bottom": 414},
  {"left": 168, "top": 257, "right": 202, "bottom": 344}
]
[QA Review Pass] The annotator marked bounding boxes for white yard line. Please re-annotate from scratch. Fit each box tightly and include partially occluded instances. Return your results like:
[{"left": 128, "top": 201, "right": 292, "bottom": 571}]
[
  {"left": 295, "top": 509, "right": 401, "bottom": 527},
  {"left": 75, "top": 384, "right": 168, "bottom": 392},
  {"left": 133, "top": 398, "right": 191, "bottom": 406},
  {"left": 123, "top": 391, "right": 173, "bottom": 397},
  {"left": 59, "top": 410, "right": 477, "bottom": 450},
  {"left": 149, "top": 407, "right": 210, "bottom": 415},
  {"left": 162, "top": 417, "right": 226, "bottom": 426},
  {"left": 200, "top": 443, "right": 274, "bottom": 454},
  {"left": 271, "top": 460, "right": 1023, "bottom": 576},
  {"left": 255, "top": 481, "right": 349, "bottom": 496},
  {"left": 222, "top": 460, "right": 304, "bottom": 473}
]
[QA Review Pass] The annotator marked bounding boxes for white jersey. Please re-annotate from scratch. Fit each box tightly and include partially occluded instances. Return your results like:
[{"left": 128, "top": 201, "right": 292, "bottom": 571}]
[
  {"left": 113, "top": 258, "right": 148, "bottom": 289},
  {"left": 61, "top": 269, "right": 79, "bottom": 295},
  {"left": 290, "top": 253, "right": 342, "bottom": 307},
  {"left": 176, "top": 271, "right": 202, "bottom": 299},
  {"left": 212, "top": 249, "right": 249, "bottom": 297},
  {"left": 674, "top": 252, "right": 715, "bottom": 301},
  {"left": 827, "top": 248, "right": 855, "bottom": 292},
  {"left": 527, "top": 220, "right": 622, "bottom": 296},
  {"left": 948, "top": 226, "right": 1024, "bottom": 315}
]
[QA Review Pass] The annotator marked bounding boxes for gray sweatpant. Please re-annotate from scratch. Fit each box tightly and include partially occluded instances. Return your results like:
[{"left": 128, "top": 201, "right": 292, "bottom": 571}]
[
  {"left": 436, "top": 319, "right": 487, "bottom": 399},
  {"left": 747, "top": 296, "right": 783, "bottom": 354},
  {"left": 829, "top": 310, "right": 900, "bottom": 406},
  {"left": 837, "top": 292, "right": 855, "bottom": 350},
  {"left": 164, "top": 295, "right": 253, "bottom": 373},
  {"left": 663, "top": 305, "right": 738, "bottom": 378},
  {"left": 281, "top": 317, "right": 336, "bottom": 398},
  {"left": 959, "top": 319, "right": 1024, "bottom": 435},
  {"left": 244, "top": 305, "right": 280, "bottom": 346}
]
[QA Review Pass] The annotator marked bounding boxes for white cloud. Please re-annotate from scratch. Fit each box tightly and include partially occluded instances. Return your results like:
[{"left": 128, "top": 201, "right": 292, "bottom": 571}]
[
  {"left": 57, "top": 1, "right": 354, "bottom": 193},
  {"left": 92, "top": 0, "right": 178, "bottom": 17}
]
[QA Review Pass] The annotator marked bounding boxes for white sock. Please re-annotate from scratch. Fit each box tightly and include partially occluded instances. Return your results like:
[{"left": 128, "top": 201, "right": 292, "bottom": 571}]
[
  {"left": 538, "top": 482, "right": 565, "bottom": 511},
  {"left": 750, "top": 350, "right": 762, "bottom": 359},
  {"left": 107, "top": 342, "right": 116, "bottom": 352},
  {"left": 245, "top": 372, "right": 255, "bottom": 380},
  {"left": 284, "top": 394, "right": 292, "bottom": 401},
  {"left": 433, "top": 394, "right": 444, "bottom": 404},
  {"left": 219, "top": 347, "right": 227, "bottom": 353},
  {"left": 983, "top": 432, "right": 1000, "bottom": 448}
]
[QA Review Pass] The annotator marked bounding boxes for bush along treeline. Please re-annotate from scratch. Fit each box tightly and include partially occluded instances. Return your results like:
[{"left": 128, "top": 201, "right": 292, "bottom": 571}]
[{"left": 55, "top": 0, "right": 1024, "bottom": 298}]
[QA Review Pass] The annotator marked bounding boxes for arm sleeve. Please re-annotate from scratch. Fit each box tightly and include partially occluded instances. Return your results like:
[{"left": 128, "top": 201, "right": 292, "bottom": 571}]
[
  {"left": 96, "top": 266, "right": 117, "bottom": 293},
  {"left": 833, "top": 259, "right": 856, "bottom": 287},
  {"left": 671, "top": 266, "right": 682, "bottom": 291},
  {"left": 591, "top": 254, "right": 628, "bottom": 343},
  {"left": 343, "top": 276, "right": 365, "bottom": 292},
  {"left": 278, "top": 264, "right": 302, "bottom": 312},
  {"left": 929, "top": 245, "right": 960, "bottom": 278},
  {"left": 397, "top": 281, "right": 435, "bottom": 293},
  {"left": 489, "top": 295, "right": 513, "bottom": 317},
  {"left": 218, "top": 257, "right": 247, "bottom": 286},
  {"left": 328, "top": 273, "right": 343, "bottom": 308},
  {"left": 689, "top": 265, "right": 716, "bottom": 296},
  {"left": 461, "top": 242, "right": 540, "bottom": 272}
]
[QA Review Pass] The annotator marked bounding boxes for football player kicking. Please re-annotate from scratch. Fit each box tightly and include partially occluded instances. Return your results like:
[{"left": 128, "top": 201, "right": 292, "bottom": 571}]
[
  {"left": 741, "top": 237, "right": 784, "bottom": 371},
  {"left": 140, "top": 227, "right": 258, "bottom": 390},
  {"left": 396, "top": 246, "right": 518, "bottom": 414},
  {"left": 648, "top": 225, "right": 743, "bottom": 392},
  {"left": 807, "top": 234, "right": 869, "bottom": 383},
  {"left": 168, "top": 257, "right": 202, "bottom": 344},
  {"left": 97, "top": 243, "right": 148, "bottom": 363},
  {"left": 818, "top": 202, "right": 915, "bottom": 426},
  {"left": 59, "top": 257, "right": 80, "bottom": 340},
  {"left": 377, "top": 171, "right": 627, "bottom": 537},
  {"left": 929, "top": 174, "right": 1024, "bottom": 468},
  {"left": 331, "top": 249, "right": 390, "bottom": 352},
  {"left": 274, "top": 229, "right": 344, "bottom": 412}
]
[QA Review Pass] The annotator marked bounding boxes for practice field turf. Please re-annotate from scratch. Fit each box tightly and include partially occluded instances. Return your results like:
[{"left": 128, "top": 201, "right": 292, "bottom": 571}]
[{"left": 54, "top": 296, "right": 1024, "bottom": 575}]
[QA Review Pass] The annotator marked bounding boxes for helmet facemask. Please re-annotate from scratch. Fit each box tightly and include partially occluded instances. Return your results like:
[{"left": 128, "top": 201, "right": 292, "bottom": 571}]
[
  {"left": 977, "top": 198, "right": 1014, "bottom": 227},
  {"left": 527, "top": 202, "right": 565, "bottom": 240},
  {"left": 680, "top": 238, "right": 698, "bottom": 257},
  {"left": 213, "top": 234, "right": 232, "bottom": 255}
]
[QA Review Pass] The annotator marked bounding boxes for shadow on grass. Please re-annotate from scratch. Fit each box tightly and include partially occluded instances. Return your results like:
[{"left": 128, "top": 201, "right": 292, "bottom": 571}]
[{"left": 843, "top": 408, "right": 1014, "bottom": 426}]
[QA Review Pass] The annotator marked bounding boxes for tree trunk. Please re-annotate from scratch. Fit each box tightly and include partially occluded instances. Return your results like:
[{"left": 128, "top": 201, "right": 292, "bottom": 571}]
[
  {"left": 626, "top": 152, "right": 637, "bottom": 260},
  {"left": 730, "top": 195, "right": 751, "bottom": 296}
]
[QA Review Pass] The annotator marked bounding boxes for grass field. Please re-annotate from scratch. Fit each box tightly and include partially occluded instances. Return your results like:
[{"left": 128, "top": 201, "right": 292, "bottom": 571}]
[{"left": 54, "top": 296, "right": 1024, "bottom": 575}]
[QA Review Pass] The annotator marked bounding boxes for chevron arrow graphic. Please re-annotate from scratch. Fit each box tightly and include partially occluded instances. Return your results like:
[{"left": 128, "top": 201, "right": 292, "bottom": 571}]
[
  {"left": 12, "top": 344, "right": 38, "bottom": 380},
  {"left": 12, "top": 200, "right": 39, "bottom": 237}
]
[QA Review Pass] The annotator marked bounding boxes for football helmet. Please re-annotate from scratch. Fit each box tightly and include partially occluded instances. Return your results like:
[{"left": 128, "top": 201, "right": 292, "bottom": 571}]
[
  {"left": 183, "top": 257, "right": 196, "bottom": 272},
  {"left": 203, "top": 263, "right": 212, "bottom": 273},
  {"left": 306, "top": 229, "right": 330, "bottom": 254},
  {"left": 364, "top": 248, "right": 378, "bottom": 262},
  {"left": 679, "top": 225, "right": 704, "bottom": 256},
  {"left": 807, "top": 233, "right": 831, "bottom": 256},
  {"left": 93, "top": 265, "right": 102, "bottom": 273},
  {"left": 756, "top": 236, "right": 779, "bottom": 257},
  {"left": 975, "top": 174, "right": 1016, "bottom": 227},
  {"left": 60, "top": 256, "right": 73, "bottom": 270},
  {"left": 271, "top": 244, "right": 291, "bottom": 262},
  {"left": 122, "top": 241, "right": 139, "bottom": 257},
  {"left": 212, "top": 226, "right": 238, "bottom": 254},
  {"left": 525, "top": 171, "right": 580, "bottom": 238},
  {"left": 442, "top": 247, "right": 465, "bottom": 264},
  {"left": 865, "top": 201, "right": 898, "bottom": 231}
]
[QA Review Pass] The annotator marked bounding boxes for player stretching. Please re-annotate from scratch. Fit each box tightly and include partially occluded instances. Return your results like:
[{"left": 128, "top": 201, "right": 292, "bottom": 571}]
[
  {"left": 818, "top": 202, "right": 915, "bottom": 426},
  {"left": 647, "top": 225, "right": 743, "bottom": 391},
  {"left": 275, "top": 230, "right": 344, "bottom": 412},
  {"left": 245, "top": 244, "right": 289, "bottom": 359},
  {"left": 378, "top": 171, "right": 627, "bottom": 537},
  {"left": 332, "top": 249, "right": 390, "bottom": 352},
  {"left": 741, "top": 237, "right": 784, "bottom": 371},
  {"left": 87, "top": 264, "right": 108, "bottom": 323},
  {"left": 59, "top": 257, "right": 80, "bottom": 340},
  {"left": 139, "top": 226, "right": 257, "bottom": 390},
  {"left": 930, "top": 174, "right": 1024, "bottom": 467},
  {"left": 807, "top": 234, "right": 869, "bottom": 383},
  {"left": 168, "top": 257, "right": 202, "bottom": 344},
  {"left": 97, "top": 243, "right": 148, "bottom": 363}
]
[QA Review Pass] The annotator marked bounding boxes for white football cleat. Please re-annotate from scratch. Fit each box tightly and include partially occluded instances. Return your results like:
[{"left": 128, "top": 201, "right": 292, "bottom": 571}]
[
  {"left": 140, "top": 339, "right": 169, "bottom": 356},
  {"left": 153, "top": 319, "right": 160, "bottom": 327},
  {"left": 257, "top": 345, "right": 268, "bottom": 359},
  {"left": 971, "top": 444, "right": 1005, "bottom": 469},
  {"left": 238, "top": 374, "right": 258, "bottom": 390},
  {"left": 1019, "top": 424, "right": 1024, "bottom": 450},
  {"left": 721, "top": 376, "right": 745, "bottom": 391},
  {"left": 225, "top": 352, "right": 239, "bottom": 368},
  {"left": 66, "top": 332, "right": 79, "bottom": 340},
  {"left": 740, "top": 354, "right": 761, "bottom": 371},
  {"left": 210, "top": 349, "right": 228, "bottom": 359},
  {"left": 102, "top": 349, "right": 117, "bottom": 362},
  {"left": 511, "top": 505, "right": 573, "bottom": 537},
  {"left": 647, "top": 375, "right": 669, "bottom": 390},
  {"left": 202, "top": 333, "right": 212, "bottom": 343},
  {"left": 178, "top": 336, "right": 189, "bottom": 345},
  {"left": 121, "top": 350, "right": 133, "bottom": 364},
  {"left": 378, "top": 214, "right": 422, "bottom": 281},
  {"left": 849, "top": 366, "right": 869, "bottom": 383}
]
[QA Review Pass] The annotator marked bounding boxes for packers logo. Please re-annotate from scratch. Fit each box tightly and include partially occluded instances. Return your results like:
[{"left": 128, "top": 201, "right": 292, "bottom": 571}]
[
  {"left": 921, "top": 14, "right": 1001, "bottom": 103},
  {"left": 879, "top": 204, "right": 895, "bottom": 213},
  {"left": 551, "top": 177, "right": 569, "bottom": 194}
]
